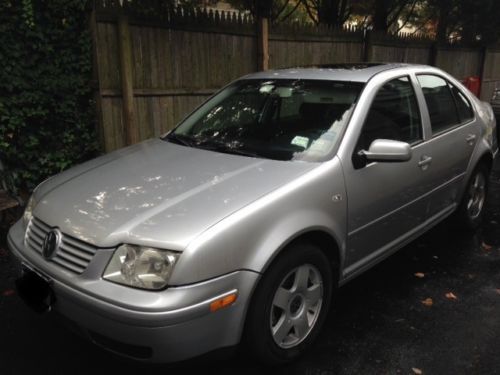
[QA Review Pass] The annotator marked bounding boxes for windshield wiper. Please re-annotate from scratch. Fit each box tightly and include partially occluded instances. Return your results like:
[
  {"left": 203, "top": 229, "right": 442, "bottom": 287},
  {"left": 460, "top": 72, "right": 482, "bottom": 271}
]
[
  {"left": 197, "top": 141, "right": 262, "bottom": 158},
  {"left": 165, "top": 133, "right": 195, "bottom": 147},
  {"left": 218, "top": 147, "right": 262, "bottom": 158},
  {"left": 166, "top": 134, "right": 262, "bottom": 158}
]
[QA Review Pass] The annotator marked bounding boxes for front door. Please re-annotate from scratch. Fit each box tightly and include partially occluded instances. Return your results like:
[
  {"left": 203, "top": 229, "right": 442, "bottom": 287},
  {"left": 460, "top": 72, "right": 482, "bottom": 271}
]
[{"left": 340, "top": 75, "right": 433, "bottom": 275}]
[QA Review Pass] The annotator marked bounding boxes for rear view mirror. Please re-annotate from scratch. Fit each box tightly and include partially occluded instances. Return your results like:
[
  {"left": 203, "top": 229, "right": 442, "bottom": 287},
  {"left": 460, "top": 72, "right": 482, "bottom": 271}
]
[{"left": 363, "top": 139, "right": 412, "bottom": 163}]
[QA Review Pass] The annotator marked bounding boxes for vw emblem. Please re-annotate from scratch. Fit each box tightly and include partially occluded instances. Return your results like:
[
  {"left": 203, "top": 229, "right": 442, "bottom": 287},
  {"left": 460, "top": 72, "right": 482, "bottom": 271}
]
[{"left": 42, "top": 229, "right": 61, "bottom": 260}]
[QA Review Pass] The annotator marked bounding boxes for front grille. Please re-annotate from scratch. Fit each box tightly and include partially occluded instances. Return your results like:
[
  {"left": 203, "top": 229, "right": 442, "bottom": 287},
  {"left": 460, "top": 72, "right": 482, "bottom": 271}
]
[{"left": 25, "top": 217, "right": 98, "bottom": 274}]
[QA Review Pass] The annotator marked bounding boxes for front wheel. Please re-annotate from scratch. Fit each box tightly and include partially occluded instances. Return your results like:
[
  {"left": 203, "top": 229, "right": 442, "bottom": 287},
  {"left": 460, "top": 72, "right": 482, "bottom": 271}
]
[
  {"left": 244, "top": 242, "right": 335, "bottom": 364},
  {"left": 456, "top": 163, "right": 490, "bottom": 230}
]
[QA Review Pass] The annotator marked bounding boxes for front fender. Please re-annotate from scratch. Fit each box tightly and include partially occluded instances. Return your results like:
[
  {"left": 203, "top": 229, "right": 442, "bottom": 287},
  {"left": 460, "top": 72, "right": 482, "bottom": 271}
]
[{"left": 169, "top": 158, "right": 347, "bottom": 285}]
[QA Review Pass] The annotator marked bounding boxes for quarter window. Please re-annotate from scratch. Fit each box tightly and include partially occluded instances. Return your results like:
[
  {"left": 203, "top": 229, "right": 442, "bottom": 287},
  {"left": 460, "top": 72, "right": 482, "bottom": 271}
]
[
  {"left": 417, "top": 75, "right": 461, "bottom": 134},
  {"left": 357, "top": 76, "right": 422, "bottom": 151},
  {"left": 450, "top": 84, "right": 474, "bottom": 123}
]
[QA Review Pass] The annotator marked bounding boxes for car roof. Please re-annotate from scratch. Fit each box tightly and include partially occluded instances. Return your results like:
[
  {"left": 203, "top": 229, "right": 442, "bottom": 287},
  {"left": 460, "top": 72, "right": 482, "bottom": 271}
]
[{"left": 242, "top": 63, "right": 428, "bottom": 83}]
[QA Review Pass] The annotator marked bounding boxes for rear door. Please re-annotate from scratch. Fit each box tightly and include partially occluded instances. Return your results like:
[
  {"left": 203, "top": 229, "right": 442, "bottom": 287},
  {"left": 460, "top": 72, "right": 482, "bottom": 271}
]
[{"left": 415, "top": 74, "right": 479, "bottom": 215}]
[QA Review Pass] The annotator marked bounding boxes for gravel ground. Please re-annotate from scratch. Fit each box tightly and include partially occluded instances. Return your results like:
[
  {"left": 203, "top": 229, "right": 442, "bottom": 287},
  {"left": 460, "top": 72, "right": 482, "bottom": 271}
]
[{"left": 0, "top": 159, "right": 499, "bottom": 375}]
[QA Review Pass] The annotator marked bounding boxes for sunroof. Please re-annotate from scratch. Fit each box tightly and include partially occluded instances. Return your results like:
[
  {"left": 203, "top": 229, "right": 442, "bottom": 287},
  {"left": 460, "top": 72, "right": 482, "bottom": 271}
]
[{"left": 300, "top": 63, "right": 386, "bottom": 70}]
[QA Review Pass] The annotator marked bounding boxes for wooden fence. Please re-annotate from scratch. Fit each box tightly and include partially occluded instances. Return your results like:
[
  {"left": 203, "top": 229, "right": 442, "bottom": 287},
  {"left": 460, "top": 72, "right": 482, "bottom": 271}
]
[
  {"left": 91, "top": 1, "right": 500, "bottom": 152},
  {"left": 481, "top": 46, "right": 500, "bottom": 101}
]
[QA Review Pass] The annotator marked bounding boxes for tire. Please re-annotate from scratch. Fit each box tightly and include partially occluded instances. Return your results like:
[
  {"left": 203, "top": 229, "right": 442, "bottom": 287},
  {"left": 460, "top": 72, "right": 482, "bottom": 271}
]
[
  {"left": 244, "top": 242, "right": 335, "bottom": 365},
  {"left": 456, "top": 163, "right": 490, "bottom": 230}
]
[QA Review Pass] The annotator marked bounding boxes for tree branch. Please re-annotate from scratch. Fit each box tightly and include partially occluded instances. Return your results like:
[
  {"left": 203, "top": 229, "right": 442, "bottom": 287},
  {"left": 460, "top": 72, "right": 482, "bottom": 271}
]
[
  {"left": 276, "top": 0, "right": 302, "bottom": 23},
  {"left": 388, "top": 0, "right": 410, "bottom": 29},
  {"left": 397, "top": 0, "right": 418, "bottom": 32},
  {"left": 301, "top": 0, "right": 319, "bottom": 24},
  {"left": 339, "top": 0, "right": 351, "bottom": 25},
  {"left": 409, "top": 13, "right": 434, "bottom": 35},
  {"left": 272, "top": 0, "right": 291, "bottom": 22}
]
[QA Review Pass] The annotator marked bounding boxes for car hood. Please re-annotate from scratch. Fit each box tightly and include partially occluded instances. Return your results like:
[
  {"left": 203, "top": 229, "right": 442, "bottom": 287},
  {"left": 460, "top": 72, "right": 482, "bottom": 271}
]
[{"left": 33, "top": 139, "right": 317, "bottom": 249}]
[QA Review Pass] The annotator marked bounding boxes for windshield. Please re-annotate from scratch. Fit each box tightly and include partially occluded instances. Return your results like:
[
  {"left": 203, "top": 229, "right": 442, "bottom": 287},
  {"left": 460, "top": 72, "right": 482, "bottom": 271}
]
[{"left": 164, "top": 79, "right": 364, "bottom": 161}]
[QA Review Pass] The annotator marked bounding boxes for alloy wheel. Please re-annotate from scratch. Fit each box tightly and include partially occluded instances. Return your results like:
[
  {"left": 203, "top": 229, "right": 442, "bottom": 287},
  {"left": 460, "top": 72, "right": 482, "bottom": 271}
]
[
  {"left": 467, "top": 172, "right": 486, "bottom": 219},
  {"left": 270, "top": 264, "right": 324, "bottom": 348}
]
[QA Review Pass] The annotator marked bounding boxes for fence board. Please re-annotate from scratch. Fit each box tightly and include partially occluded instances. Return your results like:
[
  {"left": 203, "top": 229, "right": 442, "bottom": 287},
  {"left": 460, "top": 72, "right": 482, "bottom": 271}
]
[
  {"left": 371, "top": 45, "right": 430, "bottom": 64},
  {"left": 97, "top": 22, "right": 120, "bottom": 89},
  {"left": 481, "top": 49, "right": 500, "bottom": 100},
  {"left": 100, "top": 98, "right": 115, "bottom": 151},
  {"left": 269, "top": 39, "right": 363, "bottom": 69},
  {"left": 435, "top": 48, "right": 482, "bottom": 81}
]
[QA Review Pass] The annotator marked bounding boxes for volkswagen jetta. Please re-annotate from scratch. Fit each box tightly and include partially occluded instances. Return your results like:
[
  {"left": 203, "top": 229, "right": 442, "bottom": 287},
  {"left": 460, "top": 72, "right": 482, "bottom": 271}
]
[{"left": 8, "top": 63, "right": 498, "bottom": 364}]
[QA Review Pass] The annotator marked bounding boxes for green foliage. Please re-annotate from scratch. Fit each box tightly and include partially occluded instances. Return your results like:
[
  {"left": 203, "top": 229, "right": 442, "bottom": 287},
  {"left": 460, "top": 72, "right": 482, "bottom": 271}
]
[{"left": 0, "top": 0, "right": 98, "bottom": 195}]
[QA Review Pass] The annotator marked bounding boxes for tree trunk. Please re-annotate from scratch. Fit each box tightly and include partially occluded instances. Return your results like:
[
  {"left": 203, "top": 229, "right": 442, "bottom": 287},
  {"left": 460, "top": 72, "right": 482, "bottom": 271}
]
[
  {"left": 317, "top": 0, "right": 349, "bottom": 28},
  {"left": 436, "top": 0, "right": 452, "bottom": 43},
  {"left": 459, "top": 1, "right": 477, "bottom": 44},
  {"left": 373, "top": 0, "right": 389, "bottom": 32}
]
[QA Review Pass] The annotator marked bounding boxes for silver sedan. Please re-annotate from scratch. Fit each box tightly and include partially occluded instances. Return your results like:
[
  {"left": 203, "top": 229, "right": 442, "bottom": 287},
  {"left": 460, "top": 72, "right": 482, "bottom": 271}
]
[{"left": 8, "top": 63, "right": 498, "bottom": 364}]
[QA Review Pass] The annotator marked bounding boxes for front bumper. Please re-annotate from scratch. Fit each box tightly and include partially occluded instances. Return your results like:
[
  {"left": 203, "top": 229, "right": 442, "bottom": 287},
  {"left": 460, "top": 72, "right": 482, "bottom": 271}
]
[{"left": 7, "top": 221, "right": 260, "bottom": 362}]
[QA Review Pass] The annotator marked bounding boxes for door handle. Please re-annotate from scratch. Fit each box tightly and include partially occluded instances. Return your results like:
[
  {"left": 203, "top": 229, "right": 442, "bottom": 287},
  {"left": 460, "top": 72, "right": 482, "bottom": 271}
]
[
  {"left": 418, "top": 155, "right": 432, "bottom": 169},
  {"left": 465, "top": 134, "right": 476, "bottom": 144}
]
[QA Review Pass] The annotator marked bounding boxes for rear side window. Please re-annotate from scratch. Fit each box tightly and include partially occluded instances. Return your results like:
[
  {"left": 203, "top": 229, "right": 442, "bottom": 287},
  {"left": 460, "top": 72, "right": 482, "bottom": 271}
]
[
  {"left": 450, "top": 84, "right": 474, "bottom": 122},
  {"left": 417, "top": 75, "right": 460, "bottom": 134}
]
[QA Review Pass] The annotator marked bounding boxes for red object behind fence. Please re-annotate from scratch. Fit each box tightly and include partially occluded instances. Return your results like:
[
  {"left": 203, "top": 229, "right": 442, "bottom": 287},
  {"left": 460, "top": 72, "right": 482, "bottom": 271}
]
[{"left": 463, "top": 76, "right": 481, "bottom": 97}]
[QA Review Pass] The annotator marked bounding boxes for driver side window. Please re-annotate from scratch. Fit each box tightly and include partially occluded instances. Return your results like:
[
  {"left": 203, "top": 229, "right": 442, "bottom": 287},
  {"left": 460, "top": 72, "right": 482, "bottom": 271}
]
[{"left": 357, "top": 76, "right": 422, "bottom": 151}]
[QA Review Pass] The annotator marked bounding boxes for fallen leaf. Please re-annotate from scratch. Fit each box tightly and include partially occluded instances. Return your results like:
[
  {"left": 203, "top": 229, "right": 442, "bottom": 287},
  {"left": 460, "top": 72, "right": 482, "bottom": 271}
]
[
  {"left": 414, "top": 272, "right": 425, "bottom": 278},
  {"left": 495, "top": 289, "right": 500, "bottom": 295},
  {"left": 412, "top": 368, "right": 423, "bottom": 374},
  {"left": 445, "top": 292, "right": 458, "bottom": 300},
  {"left": 421, "top": 298, "right": 433, "bottom": 307},
  {"left": 2, "top": 289, "right": 15, "bottom": 297},
  {"left": 482, "top": 242, "right": 493, "bottom": 251}
]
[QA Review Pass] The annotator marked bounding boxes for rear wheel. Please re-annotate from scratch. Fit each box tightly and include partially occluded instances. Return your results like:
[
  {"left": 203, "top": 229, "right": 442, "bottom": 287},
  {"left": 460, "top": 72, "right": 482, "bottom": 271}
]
[
  {"left": 456, "top": 163, "right": 490, "bottom": 230},
  {"left": 244, "top": 242, "right": 335, "bottom": 364}
]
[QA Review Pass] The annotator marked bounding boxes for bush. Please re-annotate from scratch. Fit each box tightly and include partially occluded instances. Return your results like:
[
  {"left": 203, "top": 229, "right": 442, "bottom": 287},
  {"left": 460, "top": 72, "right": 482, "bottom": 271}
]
[{"left": 0, "top": 0, "right": 98, "bottom": 195}]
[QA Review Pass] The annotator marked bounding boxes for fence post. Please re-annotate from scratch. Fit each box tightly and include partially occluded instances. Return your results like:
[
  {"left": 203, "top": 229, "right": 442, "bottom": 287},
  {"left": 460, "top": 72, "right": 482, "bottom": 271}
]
[
  {"left": 89, "top": 1, "right": 105, "bottom": 150},
  {"left": 117, "top": 13, "right": 139, "bottom": 145},
  {"left": 478, "top": 46, "right": 488, "bottom": 100},
  {"left": 257, "top": 16, "right": 269, "bottom": 70},
  {"left": 362, "top": 29, "right": 372, "bottom": 62},
  {"left": 428, "top": 42, "right": 438, "bottom": 66}
]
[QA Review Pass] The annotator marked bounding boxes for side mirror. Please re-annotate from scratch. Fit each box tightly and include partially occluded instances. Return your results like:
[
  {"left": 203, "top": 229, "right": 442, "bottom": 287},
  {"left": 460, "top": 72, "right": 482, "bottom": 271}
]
[{"left": 362, "top": 139, "right": 412, "bottom": 163}]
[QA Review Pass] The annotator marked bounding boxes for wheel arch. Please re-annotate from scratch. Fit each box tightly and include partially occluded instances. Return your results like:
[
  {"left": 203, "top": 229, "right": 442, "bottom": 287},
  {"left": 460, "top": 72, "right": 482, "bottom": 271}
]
[
  {"left": 477, "top": 152, "right": 494, "bottom": 172},
  {"left": 459, "top": 147, "right": 494, "bottom": 205},
  {"left": 259, "top": 229, "right": 342, "bottom": 284},
  {"left": 242, "top": 229, "right": 341, "bottom": 363}
]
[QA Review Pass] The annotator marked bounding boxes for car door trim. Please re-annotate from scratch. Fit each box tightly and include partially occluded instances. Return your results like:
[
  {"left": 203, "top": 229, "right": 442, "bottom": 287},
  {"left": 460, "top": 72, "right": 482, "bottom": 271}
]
[
  {"left": 347, "top": 171, "right": 465, "bottom": 237},
  {"left": 341, "top": 203, "right": 457, "bottom": 284}
]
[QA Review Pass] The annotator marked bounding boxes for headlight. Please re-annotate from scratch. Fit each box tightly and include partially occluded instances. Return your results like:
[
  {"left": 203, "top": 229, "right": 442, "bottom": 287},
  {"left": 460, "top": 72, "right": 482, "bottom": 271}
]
[
  {"left": 103, "top": 244, "right": 180, "bottom": 290},
  {"left": 23, "top": 195, "right": 36, "bottom": 227}
]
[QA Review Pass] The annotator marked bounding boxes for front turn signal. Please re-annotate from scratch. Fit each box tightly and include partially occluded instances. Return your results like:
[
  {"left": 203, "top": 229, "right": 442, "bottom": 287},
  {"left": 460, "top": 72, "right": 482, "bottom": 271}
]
[{"left": 210, "top": 292, "right": 238, "bottom": 312}]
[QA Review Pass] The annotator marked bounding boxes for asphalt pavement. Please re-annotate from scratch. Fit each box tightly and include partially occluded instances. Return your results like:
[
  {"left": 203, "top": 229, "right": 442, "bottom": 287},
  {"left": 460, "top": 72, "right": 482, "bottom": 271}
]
[{"left": 0, "top": 159, "right": 499, "bottom": 375}]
